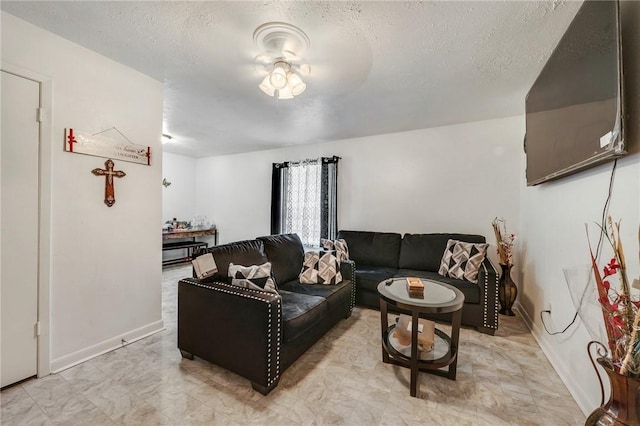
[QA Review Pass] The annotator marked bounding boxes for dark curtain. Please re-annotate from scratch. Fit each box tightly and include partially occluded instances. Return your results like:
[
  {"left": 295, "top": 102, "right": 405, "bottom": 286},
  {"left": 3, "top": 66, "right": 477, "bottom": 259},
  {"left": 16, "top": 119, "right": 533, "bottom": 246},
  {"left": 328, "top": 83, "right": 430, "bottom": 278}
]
[
  {"left": 270, "top": 156, "right": 340, "bottom": 242},
  {"left": 320, "top": 156, "right": 340, "bottom": 240},
  {"left": 270, "top": 162, "right": 287, "bottom": 235}
]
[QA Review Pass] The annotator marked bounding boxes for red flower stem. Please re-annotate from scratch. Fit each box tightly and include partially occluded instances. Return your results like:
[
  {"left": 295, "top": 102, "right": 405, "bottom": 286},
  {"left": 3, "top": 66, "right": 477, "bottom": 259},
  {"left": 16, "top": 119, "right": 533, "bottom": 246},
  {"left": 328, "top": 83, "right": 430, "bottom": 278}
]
[{"left": 587, "top": 225, "right": 618, "bottom": 360}]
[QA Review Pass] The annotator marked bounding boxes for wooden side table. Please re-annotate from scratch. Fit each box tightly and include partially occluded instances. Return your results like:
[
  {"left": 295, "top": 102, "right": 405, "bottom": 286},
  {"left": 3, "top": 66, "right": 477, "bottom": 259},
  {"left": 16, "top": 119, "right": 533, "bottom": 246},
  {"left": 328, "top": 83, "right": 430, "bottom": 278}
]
[
  {"left": 378, "top": 278, "right": 465, "bottom": 397},
  {"left": 162, "top": 228, "right": 217, "bottom": 266}
]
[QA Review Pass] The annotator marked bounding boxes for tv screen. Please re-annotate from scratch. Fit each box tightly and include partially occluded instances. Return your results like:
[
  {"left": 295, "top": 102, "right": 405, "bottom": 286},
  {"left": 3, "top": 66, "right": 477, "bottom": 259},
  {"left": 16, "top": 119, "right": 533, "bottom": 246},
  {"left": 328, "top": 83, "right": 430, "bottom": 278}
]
[{"left": 525, "top": 0, "right": 625, "bottom": 186}]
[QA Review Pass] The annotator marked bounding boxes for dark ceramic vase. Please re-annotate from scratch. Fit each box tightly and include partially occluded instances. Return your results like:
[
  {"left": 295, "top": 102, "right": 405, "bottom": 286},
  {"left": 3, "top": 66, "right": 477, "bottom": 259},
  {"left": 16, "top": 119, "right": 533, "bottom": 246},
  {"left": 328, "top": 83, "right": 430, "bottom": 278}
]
[
  {"left": 586, "top": 359, "right": 640, "bottom": 426},
  {"left": 498, "top": 263, "right": 517, "bottom": 316}
]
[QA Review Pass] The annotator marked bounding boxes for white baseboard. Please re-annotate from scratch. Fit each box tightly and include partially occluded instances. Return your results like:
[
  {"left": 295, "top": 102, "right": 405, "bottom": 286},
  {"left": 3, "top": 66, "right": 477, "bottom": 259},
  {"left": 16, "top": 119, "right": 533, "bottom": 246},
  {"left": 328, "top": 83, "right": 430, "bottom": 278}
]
[
  {"left": 514, "top": 303, "right": 593, "bottom": 416},
  {"left": 50, "top": 320, "right": 165, "bottom": 373}
]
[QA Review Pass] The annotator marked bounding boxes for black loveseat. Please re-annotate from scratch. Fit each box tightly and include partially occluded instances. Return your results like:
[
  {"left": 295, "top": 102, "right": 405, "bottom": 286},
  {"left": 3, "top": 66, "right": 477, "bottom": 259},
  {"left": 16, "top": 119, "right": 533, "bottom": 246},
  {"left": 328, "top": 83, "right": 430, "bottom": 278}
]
[
  {"left": 337, "top": 230, "right": 499, "bottom": 335},
  {"left": 177, "top": 233, "right": 355, "bottom": 394}
]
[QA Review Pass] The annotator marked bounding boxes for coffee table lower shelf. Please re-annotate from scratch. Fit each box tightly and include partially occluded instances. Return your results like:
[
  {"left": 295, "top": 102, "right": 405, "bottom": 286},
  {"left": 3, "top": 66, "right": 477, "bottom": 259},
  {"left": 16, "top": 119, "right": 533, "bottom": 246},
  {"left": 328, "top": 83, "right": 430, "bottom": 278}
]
[{"left": 382, "top": 324, "right": 458, "bottom": 381}]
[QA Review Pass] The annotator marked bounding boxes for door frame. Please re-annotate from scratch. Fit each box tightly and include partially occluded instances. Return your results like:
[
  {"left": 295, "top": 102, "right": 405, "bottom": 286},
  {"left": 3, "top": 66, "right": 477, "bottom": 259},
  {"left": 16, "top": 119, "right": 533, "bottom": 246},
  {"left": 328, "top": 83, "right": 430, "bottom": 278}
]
[{"left": 1, "top": 62, "right": 52, "bottom": 378}]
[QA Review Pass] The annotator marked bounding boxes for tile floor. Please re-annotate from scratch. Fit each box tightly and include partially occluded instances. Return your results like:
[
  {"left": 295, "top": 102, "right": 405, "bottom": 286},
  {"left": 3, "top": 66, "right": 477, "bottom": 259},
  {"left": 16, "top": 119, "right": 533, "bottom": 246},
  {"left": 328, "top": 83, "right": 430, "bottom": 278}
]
[{"left": 1, "top": 265, "right": 585, "bottom": 425}]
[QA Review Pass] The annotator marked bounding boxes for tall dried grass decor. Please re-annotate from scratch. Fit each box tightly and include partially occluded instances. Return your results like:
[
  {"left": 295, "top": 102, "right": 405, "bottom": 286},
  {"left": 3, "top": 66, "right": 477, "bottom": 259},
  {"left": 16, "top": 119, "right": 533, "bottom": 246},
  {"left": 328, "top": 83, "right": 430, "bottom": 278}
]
[
  {"left": 586, "top": 217, "right": 640, "bottom": 426},
  {"left": 492, "top": 217, "right": 517, "bottom": 316}
]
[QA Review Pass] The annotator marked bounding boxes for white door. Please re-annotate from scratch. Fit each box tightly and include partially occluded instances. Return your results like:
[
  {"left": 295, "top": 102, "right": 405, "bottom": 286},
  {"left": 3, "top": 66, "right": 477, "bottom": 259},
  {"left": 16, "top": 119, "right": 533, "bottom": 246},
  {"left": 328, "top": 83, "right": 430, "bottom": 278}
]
[{"left": 1, "top": 71, "right": 40, "bottom": 387}]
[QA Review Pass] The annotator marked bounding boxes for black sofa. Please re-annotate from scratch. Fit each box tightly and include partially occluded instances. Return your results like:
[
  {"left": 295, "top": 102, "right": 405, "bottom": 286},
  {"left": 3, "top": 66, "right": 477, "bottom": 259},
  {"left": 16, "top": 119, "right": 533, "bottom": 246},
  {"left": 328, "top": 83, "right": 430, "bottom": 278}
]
[
  {"left": 337, "top": 230, "right": 499, "bottom": 335},
  {"left": 177, "top": 233, "right": 355, "bottom": 394}
]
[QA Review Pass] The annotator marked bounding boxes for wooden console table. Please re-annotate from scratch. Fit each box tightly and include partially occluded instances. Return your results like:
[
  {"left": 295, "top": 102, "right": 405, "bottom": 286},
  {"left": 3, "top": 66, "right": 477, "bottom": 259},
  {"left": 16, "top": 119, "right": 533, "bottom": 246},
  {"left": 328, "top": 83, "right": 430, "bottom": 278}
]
[{"left": 162, "top": 228, "right": 217, "bottom": 266}]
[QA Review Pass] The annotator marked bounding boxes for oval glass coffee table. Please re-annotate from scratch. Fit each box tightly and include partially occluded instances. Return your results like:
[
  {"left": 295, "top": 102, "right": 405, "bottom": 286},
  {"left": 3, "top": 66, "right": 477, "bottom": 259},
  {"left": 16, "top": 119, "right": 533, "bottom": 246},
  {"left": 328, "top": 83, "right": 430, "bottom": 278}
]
[{"left": 378, "top": 277, "right": 465, "bottom": 397}]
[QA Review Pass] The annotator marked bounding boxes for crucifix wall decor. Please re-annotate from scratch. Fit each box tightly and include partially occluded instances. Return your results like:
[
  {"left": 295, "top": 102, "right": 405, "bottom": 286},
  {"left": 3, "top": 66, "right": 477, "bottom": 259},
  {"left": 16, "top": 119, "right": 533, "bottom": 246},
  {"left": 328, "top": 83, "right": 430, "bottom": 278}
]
[{"left": 92, "top": 159, "right": 126, "bottom": 207}]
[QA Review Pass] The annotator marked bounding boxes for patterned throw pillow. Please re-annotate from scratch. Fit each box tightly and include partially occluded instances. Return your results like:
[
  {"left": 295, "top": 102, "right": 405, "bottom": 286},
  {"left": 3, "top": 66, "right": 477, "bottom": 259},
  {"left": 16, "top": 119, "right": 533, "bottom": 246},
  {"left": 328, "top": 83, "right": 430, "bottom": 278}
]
[
  {"left": 299, "top": 250, "right": 343, "bottom": 285},
  {"left": 228, "top": 262, "right": 278, "bottom": 294},
  {"left": 438, "top": 239, "right": 488, "bottom": 284},
  {"left": 320, "top": 238, "right": 349, "bottom": 261}
]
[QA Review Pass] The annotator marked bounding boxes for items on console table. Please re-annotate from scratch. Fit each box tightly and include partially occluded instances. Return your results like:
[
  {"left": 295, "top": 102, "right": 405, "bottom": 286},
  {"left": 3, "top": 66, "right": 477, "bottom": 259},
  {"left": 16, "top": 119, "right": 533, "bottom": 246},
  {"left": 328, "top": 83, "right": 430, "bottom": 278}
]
[{"left": 162, "top": 227, "right": 217, "bottom": 267}]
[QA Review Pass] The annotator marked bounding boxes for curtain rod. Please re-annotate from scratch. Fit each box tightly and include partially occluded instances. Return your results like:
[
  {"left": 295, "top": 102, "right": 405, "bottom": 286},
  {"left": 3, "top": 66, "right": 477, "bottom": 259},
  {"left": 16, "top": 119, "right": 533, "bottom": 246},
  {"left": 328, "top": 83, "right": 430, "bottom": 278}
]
[{"left": 273, "top": 156, "right": 340, "bottom": 169}]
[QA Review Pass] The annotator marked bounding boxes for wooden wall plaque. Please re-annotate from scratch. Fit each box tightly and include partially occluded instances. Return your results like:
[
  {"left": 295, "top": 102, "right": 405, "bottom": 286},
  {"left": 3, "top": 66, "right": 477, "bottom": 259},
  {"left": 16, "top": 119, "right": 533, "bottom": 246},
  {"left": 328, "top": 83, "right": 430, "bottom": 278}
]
[{"left": 66, "top": 127, "right": 151, "bottom": 166}]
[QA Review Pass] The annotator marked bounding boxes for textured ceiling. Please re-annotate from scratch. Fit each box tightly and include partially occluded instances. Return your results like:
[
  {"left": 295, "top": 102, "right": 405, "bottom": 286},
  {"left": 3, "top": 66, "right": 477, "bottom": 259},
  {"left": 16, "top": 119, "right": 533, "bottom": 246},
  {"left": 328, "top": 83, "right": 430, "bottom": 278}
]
[{"left": 1, "top": 1, "right": 582, "bottom": 158}]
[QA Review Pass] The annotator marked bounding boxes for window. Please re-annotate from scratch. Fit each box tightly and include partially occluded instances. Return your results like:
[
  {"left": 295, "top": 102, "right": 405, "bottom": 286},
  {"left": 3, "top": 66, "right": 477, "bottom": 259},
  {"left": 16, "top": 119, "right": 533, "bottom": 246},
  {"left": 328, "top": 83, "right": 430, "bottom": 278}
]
[{"left": 270, "top": 156, "right": 339, "bottom": 246}]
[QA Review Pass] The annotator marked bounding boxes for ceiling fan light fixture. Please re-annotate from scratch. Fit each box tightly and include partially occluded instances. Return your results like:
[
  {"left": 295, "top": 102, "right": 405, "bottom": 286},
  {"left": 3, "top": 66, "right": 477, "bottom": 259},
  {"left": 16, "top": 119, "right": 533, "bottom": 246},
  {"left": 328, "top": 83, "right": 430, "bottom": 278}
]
[
  {"left": 258, "top": 60, "right": 307, "bottom": 99},
  {"left": 288, "top": 72, "right": 306, "bottom": 96},
  {"left": 269, "top": 62, "right": 289, "bottom": 89},
  {"left": 254, "top": 23, "right": 311, "bottom": 100},
  {"left": 277, "top": 84, "right": 294, "bottom": 100},
  {"left": 259, "top": 75, "right": 276, "bottom": 96},
  {"left": 298, "top": 64, "right": 311, "bottom": 76}
]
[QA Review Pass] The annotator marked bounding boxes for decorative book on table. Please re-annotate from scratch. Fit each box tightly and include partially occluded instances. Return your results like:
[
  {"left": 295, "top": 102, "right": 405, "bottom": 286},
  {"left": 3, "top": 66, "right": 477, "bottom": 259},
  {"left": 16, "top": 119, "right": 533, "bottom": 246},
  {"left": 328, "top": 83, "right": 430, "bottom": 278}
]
[
  {"left": 393, "top": 315, "right": 435, "bottom": 351},
  {"left": 192, "top": 253, "right": 218, "bottom": 279},
  {"left": 406, "top": 277, "right": 424, "bottom": 298}
]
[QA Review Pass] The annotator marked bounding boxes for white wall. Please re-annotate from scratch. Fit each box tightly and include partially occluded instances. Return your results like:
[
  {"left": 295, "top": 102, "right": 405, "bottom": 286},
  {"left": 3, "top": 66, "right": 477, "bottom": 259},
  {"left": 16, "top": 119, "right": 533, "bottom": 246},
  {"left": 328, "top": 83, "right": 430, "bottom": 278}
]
[
  {"left": 162, "top": 152, "right": 196, "bottom": 223},
  {"left": 517, "top": 1, "right": 640, "bottom": 415},
  {"left": 195, "top": 116, "right": 524, "bottom": 268},
  {"left": 161, "top": 152, "right": 198, "bottom": 261},
  {"left": 2, "top": 12, "right": 164, "bottom": 371}
]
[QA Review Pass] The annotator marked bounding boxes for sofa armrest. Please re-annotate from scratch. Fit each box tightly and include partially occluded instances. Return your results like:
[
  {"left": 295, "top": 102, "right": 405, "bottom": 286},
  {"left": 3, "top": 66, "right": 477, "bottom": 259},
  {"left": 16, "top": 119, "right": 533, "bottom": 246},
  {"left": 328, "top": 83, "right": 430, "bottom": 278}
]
[
  {"left": 477, "top": 259, "right": 499, "bottom": 332},
  {"left": 177, "top": 278, "right": 282, "bottom": 391},
  {"left": 340, "top": 259, "right": 356, "bottom": 311}
]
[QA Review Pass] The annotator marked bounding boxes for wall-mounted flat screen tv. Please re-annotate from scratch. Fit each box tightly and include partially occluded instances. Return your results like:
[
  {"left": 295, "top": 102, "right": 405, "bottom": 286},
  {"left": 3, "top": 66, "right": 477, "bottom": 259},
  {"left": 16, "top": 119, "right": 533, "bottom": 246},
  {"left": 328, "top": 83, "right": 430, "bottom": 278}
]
[{"left": 525, "top": 0, "right": 625, "bottom": 186}]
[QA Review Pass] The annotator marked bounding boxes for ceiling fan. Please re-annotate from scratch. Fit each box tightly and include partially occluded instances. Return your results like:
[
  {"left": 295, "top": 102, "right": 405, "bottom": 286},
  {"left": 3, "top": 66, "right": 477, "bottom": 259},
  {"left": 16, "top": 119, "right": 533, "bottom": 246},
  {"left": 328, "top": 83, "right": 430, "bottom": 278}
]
[{"left": 253, "top": 22, "right": 311, "bottom": 99}]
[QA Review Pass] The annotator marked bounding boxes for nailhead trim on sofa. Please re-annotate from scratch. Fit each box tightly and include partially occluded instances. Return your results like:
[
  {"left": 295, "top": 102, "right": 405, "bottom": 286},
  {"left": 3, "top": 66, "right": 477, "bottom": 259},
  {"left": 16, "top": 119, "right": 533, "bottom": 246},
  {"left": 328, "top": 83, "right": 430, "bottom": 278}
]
[
  {"left": 180, "top": 278, "right": 281, "bottom": 387},
  {"left": 268, "top": 300, "right": 282, "bottom": 387},
  {"left": 343, "top": 259, "right": 356, "bottom": 311},
  {"left": 480, "top": 262, "right": 499, "bottom": 330}
]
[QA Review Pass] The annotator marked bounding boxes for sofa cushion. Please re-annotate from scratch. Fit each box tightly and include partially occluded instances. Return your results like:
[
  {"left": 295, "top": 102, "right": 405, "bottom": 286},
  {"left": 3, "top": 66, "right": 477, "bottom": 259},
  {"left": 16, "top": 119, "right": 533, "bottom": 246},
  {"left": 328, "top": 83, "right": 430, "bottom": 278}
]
[
  {"left": 399, "top": 233, "right": 486, "bottom": 272},
  {"left": 337, "top": 230, "right": 402, "bottom": 268},
  {"left": 299, "top": 250, "right": 343, "bottom": 285},
  {"left": 279, "top": 290, "right": 328, "bottom": 343},
  {"left": 321, "top": 238, "right": 349, "bottom": 261},
  {"left": 354, "top": 266, "right": 398, "bottom": 294},
  {"left": 199, "top": 239, "right": 268, "bottom": 283},
  {"left": 395, "top": 269, "right": 481, "bottom": 304},
  {"left": 279, "top": 279, "right": 352, "bottom": 311},
  {"left": 228, "top": 262, "right": 278, "bottom": 294},
  {"left": 438, "top": 239, "right": 488, "bottom": 284},
  {"left": 258, "top": 234, "right": 305, "bottom": 287}
]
